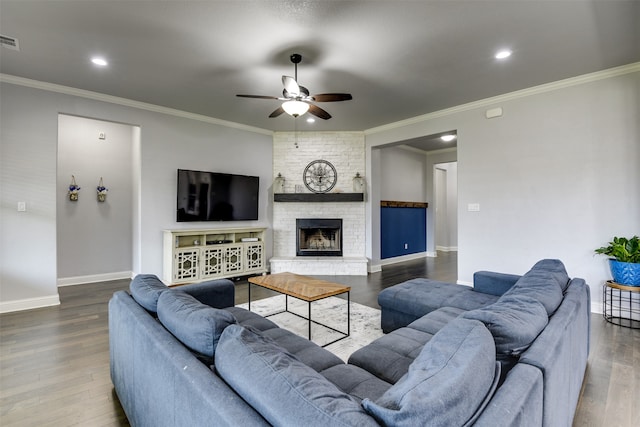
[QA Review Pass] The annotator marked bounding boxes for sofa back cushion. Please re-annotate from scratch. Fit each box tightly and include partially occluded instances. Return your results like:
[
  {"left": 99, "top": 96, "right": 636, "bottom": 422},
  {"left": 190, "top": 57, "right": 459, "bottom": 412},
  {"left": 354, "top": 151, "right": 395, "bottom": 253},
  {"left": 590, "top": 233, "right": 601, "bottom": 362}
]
[
  {"left": 461, "top": 295, "right": 548, "bottom": 358},
  {"left": 157, "top": 290, "right": 236, "bottom": 358},
  {"left": 530, "top": 259, "right": 571, "bottom": 292},
  {"left": 502, "top": 268, "right": 564, "bottom": 316},
  {"left": 215, "top": 325, "right": 378, "bottom": 427},
  {"left": 129, "top": 274, "right": 168, "bottom": 313},
  {"left": 361, "top": 318, "right": 500, "bottom": 427}
]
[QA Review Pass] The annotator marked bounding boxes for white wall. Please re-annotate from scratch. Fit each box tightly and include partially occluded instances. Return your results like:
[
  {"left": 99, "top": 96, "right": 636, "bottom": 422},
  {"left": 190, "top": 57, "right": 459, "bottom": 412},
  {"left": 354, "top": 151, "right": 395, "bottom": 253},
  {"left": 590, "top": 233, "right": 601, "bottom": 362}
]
[
  {"left": 57, "top": 115, "right": 135, "bottom": 282},
  {"left": 378, "top": 146, "right": 427, "bottom": 202},
  {"left": 367, "top": 68, "right": 640, "bottom": 309},
  {"left": 0, "top": 81, "right": 273, "bottom": 312}
]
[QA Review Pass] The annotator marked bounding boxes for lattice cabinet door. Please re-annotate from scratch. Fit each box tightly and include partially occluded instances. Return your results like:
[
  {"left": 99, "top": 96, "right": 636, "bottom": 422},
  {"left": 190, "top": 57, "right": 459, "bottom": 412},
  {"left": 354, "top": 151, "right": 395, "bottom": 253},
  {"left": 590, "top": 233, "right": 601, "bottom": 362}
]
[
  {"left": 173, "top": 248, "right": 200, "bottom": 282},
  {"left": 224, "top": 245, "right": 244, "bottom": 275},
  {"left": 201, "top": 247, "right": 224, "bottom": 278},
  {"left": 244, "top": 243, "right": 264, "bottom": 273}
]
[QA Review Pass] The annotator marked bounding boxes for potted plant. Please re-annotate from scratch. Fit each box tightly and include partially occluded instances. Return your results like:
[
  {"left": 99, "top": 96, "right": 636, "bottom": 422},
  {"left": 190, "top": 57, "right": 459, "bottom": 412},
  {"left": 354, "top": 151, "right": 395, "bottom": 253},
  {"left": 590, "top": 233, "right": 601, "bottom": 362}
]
[{"left": 595, "top": 236, "right": 640, "bottom": 286}]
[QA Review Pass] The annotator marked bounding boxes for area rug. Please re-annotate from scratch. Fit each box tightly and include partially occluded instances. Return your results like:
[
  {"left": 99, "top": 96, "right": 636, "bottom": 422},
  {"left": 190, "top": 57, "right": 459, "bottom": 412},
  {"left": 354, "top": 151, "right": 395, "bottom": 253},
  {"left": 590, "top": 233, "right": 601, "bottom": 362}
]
[{"left": 237, "top": 295, "right": 384, "bottom": 362}]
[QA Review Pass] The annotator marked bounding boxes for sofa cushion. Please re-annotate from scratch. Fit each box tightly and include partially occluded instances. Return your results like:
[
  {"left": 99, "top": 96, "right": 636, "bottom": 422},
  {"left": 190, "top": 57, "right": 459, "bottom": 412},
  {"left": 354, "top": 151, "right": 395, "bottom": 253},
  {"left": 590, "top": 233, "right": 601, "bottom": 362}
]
[
  {"left": 320, "top": 364, "right": 392, "bottom": 403},
  {"left": 349, "top": 307, "right": 463, "bottom": 384},
  {"left": 349, "top": 326, "right": 435, "bottom": 384},
  {"left": 530, "top": 259, "right": 571, "bottom": 292},
  {"left": 260, "top": 327, "right": 343, "bottom": 372},
  {"left": 129, "top": 274, "right": 168, "bottom": 313},
  {"left": 362, "top": 318, "right": 499, "bottom": 427},
  {"left": 461, "top": 295, "right": 548, "bottom": 357},
  {"left": 502, "top": 269, "right": 564, "bottom": 316},
  {"left": 157, "top": 290, "right": 237, "bottom": 358},
  {"left": 215, "top": 325, "right": 378, "bottom": 427}
]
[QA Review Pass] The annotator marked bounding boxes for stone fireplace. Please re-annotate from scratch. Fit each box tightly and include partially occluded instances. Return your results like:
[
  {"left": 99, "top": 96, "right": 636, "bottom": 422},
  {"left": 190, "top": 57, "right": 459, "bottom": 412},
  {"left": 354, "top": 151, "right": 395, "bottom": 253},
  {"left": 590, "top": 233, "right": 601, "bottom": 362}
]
[
  {"left": 296, "top": 218, "right": 342, "bottom": 257},
  {"left": 270, "top": 131, "right": 368, "bottom": 275}
]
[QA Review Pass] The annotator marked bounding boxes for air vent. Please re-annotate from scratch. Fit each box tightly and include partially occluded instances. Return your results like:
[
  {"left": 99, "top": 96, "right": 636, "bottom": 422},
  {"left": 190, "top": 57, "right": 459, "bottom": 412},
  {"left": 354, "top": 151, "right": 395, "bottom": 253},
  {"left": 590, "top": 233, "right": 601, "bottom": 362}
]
[{"left": 0, "top": 34, "right": 20, "bottom": 51}]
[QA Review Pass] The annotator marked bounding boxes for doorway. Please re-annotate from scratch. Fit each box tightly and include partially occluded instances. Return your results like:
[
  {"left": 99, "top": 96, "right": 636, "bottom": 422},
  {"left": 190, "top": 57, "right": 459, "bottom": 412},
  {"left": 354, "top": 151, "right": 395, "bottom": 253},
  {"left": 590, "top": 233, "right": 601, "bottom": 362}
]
[{"left": 434, "top": 161, "right": 458, "bottom": 252}]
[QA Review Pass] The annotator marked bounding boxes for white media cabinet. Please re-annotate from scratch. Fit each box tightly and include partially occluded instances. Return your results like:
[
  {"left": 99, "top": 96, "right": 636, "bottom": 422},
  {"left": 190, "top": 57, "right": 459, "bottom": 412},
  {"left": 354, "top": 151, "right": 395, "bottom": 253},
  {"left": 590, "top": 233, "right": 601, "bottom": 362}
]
[{"left": 163, "top": 227, "right": 267, "bottom": 285}]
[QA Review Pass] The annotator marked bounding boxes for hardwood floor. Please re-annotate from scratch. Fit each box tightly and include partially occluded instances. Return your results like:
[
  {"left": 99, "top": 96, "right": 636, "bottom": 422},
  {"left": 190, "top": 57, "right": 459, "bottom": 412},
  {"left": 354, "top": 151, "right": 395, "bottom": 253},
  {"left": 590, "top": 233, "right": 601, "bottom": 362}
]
[{"left": 1, "top": 252, "right": 637, "bottom": 426}]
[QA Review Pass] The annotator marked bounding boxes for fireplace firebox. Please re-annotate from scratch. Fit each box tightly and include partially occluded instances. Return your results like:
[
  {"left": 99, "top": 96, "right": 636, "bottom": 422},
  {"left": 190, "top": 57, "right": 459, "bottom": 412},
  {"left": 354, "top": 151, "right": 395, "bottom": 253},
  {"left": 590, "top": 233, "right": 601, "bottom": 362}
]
[{"left": 296, "top": 218, "right": 343, "bottom": 257}]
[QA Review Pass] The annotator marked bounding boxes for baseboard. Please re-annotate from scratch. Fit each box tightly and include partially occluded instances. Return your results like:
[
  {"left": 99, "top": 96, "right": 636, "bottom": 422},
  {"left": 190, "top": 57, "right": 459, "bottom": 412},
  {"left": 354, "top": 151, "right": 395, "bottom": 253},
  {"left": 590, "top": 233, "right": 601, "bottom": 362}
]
[
  {"left": 380, "top": 252, "right": 427, "bottom": 267},
  {"left": 368, "top": 263, "right": 382, "bottom": 273},
  {"left": 0, "top": 294, "right": 60, "bottom": 313},
  {"left": 57, "top": 271, "right": 133, "bottom": 287},
  {"left": 590, "top": 301, "right": 603, "bottom": 315},
  {"left": 436, "top": 246, "right": 458, "bottom": 252}
]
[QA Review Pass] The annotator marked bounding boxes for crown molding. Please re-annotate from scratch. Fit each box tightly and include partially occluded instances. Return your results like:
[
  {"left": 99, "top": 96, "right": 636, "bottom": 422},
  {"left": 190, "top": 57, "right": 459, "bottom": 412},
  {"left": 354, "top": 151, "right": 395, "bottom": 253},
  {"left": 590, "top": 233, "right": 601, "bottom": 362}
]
[
  {"left": 0, "top": 74, "right": 273, "bottom": 136},
  {"left": 364, "top": 62, "right": 640, "bottom": 136}
]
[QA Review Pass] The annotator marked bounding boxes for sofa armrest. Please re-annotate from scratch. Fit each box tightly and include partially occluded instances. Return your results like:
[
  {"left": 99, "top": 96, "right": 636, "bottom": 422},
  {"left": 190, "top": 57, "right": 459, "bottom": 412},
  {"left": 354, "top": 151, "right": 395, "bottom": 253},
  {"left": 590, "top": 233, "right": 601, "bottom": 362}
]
[
  {"left": 473, "top": 363, "right": 543, "bottom": 427},
  {"left": 473, "top": 271, "right": 521, "bottom": 296},
  {"left": 179, "top": 279, "right": 235, "bottom": 309}
]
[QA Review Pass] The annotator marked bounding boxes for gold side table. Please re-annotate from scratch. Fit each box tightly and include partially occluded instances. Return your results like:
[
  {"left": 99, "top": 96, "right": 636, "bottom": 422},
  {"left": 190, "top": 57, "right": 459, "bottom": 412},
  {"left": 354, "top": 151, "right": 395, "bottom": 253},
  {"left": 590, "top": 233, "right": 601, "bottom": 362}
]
[{"left": 602, "top": 281, "right": 640, "bottom": 329}]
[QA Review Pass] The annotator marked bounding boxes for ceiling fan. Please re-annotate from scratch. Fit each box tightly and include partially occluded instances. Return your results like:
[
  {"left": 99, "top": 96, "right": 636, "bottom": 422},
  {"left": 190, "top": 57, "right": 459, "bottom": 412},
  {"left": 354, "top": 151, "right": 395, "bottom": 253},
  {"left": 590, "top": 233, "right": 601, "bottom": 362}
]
[{"left": 236, "top": 53, "right": 352, "bottom": 120}]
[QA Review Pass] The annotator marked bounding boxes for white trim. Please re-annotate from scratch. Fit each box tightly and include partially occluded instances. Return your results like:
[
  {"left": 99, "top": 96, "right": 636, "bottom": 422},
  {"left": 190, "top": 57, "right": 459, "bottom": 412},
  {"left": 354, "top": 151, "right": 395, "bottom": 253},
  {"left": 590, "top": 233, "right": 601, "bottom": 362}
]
[
  {"left": 456, "top": 280, "right": 473, "bottom": 287},
  {"left": 368, "top": 263, "right": 382, "bottom": 273},
  {"left": 0, "top": 294, "right": 60, "bottom": 313},
  {"left": 426, "top": 251, "right": 438, "bottom": 257},
  {"left": 590, "top": 303, "right": 603, "bottom": 315},
  {"left": 57, "top": 271, "right": 133, "bottom": 287},
  {"left": 0, "top": 74, "right": 273, "bottom": 136},
  {"left": 365, "top": 62, "right": 640, "bottom": 135},
  {"left": 436, "top": 246, "right": 458, "bottom": 252},
  {"left": 380, "top": 252, "right": 427, "bottom": 266}
]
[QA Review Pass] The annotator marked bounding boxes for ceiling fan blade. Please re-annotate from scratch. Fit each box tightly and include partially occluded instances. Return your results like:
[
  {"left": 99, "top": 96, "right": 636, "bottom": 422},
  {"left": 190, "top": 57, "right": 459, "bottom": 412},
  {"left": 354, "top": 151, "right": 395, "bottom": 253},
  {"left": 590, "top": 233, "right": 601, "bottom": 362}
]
[
  {"left": 311, "top": 93, "right": 353, "bottom": 102},
  {"left": 236, "top": 94, "right": 279, "bottom": 100},
  {"left": 282, "top": 76, "right": 300, "bottom": 97},
  {"left": 269, "top": 106, "right": 285, "bottom": 118},
  {"left": 308, "top": 104, "right": 332, "bottom": 120}
]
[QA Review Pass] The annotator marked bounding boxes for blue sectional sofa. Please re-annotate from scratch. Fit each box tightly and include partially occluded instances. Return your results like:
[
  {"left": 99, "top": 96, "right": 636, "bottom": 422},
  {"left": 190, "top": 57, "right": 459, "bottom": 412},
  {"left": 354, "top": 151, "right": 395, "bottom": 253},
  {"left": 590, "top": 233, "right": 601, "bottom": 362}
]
[{"left": 109, "top": 259, "right": 590, "bottom": 426}]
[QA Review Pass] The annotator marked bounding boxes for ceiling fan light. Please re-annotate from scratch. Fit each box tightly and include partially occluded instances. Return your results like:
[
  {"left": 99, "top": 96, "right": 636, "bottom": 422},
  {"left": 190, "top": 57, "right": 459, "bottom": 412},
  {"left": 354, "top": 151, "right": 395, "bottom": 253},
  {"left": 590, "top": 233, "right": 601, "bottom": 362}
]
[{"left": 282, "top": 100, "right": 309, "bottom": 117}]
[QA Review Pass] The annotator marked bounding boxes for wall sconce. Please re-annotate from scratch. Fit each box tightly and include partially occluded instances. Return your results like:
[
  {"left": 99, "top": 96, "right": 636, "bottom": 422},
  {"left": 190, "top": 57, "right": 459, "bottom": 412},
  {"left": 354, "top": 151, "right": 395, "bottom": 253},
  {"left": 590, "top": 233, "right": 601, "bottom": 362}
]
[
  {"left": 97, "top": 177, "right": 108, "bottom": 202},
  {"left": 68, "top": 175, "right": 80, "bottom": 201},
  {"left": 353, "top": 172, "right": 365, "bottom": 193},
  {"left": 274, "top": 173, "right": 285, "bottom": 193}
]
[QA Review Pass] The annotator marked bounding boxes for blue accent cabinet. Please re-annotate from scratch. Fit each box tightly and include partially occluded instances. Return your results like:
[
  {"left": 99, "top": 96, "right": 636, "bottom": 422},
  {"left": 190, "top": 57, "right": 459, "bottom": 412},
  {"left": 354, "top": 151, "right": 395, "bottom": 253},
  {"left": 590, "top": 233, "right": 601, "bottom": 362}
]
[{"left": 381, "top": 206, "right": 427, "bottom": 259}]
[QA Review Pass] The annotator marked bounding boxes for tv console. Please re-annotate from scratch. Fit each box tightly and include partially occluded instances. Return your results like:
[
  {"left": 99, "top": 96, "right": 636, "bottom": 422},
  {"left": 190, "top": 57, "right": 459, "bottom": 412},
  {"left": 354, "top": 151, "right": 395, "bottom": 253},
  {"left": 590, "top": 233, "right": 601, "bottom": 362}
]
[{"left": 163, "top": 227, "right": 267, "bottom": 285}]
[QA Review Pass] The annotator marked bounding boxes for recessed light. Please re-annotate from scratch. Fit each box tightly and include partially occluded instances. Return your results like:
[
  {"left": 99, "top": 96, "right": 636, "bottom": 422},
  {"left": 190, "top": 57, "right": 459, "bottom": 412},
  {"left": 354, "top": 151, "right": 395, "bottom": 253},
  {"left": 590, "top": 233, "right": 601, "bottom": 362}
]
[
  {"left": 91, "top": 57, "right": 108, "bottom": 66},
  {"left": 441, "top": 134, "right": 456, "bottom": 142},
  {"left": 306, "top": 117, "right": 315, "bottom": 123},
  {"left": 495, "top": 49, "right": 512, "bottom": 60}
]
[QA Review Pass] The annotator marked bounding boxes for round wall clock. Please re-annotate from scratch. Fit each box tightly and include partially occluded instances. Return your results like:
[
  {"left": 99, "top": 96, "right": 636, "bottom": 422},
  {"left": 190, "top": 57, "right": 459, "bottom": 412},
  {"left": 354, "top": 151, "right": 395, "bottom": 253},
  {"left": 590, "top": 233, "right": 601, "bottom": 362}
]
[{"left": 303, "top": 160, "right": 337, "bottom": 193}]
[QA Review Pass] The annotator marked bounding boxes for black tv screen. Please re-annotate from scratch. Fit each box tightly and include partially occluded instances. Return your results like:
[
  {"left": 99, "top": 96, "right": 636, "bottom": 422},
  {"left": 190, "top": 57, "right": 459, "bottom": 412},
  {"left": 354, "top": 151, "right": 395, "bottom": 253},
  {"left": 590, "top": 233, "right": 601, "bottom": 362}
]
[{"left": 176, "top": 169, "right": 259, "bottom": 222}]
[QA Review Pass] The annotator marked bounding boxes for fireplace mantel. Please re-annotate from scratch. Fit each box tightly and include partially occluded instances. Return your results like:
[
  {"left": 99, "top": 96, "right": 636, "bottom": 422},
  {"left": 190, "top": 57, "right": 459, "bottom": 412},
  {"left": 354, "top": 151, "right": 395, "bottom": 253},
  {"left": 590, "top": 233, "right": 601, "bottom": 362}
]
[{"left": 274, "top": 193, "right": 364, "bottom": 203}]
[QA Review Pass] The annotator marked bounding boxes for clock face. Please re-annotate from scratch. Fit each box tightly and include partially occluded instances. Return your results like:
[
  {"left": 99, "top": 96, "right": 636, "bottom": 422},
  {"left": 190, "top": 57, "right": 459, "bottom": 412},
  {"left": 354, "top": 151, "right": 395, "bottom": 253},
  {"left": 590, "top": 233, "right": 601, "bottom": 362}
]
[{"left": 303, "top": 160, "right": 337, "bottom": 193}]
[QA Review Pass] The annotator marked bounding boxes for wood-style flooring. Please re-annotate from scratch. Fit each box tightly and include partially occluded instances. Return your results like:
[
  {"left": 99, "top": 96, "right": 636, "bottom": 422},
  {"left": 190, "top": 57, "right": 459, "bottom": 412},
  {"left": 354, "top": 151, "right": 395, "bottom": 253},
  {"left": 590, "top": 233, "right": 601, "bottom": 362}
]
[{"left": 1, "top": 252, "right": 638, "bottom": 426}]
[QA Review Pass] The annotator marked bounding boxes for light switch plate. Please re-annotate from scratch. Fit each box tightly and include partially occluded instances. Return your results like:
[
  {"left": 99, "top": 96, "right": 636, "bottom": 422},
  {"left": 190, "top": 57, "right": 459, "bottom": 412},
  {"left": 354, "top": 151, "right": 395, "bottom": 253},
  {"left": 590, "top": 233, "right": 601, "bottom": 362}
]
[{"left": 468, "top": 203, "right": 480, "bottom": 212}]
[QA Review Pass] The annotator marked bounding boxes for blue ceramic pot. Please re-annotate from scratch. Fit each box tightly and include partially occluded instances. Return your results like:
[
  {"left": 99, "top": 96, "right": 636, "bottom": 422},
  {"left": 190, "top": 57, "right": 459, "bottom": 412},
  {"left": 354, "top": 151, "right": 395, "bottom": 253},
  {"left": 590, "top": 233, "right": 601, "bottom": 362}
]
[{"left": 609, "top": 259, "right": 640, "bottom": 286}]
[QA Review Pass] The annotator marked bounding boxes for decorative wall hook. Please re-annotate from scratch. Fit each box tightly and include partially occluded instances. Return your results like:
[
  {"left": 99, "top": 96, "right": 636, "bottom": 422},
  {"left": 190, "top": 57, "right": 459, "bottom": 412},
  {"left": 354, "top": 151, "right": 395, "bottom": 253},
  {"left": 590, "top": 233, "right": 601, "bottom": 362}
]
[
  {"left": 68, "top": 175, "right": 80, "bottom": 201},
  {"left": 97, "top": 177, "right": 108, "bottom": 202}
]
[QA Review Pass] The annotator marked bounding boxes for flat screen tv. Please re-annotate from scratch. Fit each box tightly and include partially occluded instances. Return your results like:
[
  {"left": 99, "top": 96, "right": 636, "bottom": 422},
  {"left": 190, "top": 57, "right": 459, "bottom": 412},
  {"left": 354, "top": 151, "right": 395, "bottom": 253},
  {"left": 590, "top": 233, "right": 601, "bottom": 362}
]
[{"left": 176, "top": 169, "right": 259, "bottom": 222}]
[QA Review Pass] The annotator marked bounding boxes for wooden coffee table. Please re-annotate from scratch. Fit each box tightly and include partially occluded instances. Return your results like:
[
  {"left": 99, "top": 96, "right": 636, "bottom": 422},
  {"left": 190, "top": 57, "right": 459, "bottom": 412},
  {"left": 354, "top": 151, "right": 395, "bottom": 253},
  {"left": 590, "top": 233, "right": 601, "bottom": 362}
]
[{"left": 248, "top": 272, "right": 351, "bottom": 346}]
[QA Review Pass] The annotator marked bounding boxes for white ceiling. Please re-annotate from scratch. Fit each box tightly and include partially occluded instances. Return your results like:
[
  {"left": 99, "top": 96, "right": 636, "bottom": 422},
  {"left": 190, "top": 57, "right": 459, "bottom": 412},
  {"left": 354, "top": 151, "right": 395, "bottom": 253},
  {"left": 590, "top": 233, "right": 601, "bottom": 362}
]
[{"left": 1, "top": 0, "right": 638, "bottom": 137}]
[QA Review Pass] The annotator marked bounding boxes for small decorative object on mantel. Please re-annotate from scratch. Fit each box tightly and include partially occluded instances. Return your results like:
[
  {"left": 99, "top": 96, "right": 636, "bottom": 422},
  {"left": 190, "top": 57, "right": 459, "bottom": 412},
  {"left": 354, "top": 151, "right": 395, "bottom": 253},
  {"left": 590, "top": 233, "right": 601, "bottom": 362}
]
[
  {"left": 68, "top": 175, "right": 81, "bottom": 201},
  {"left": 353, "top": 172, "right": 365, "bottom": 193},
  {"left": 274, "top": 173, "right": 285, "bottom": 193},
  {"left": 595, "top": 235, "right": 640, "bottom": 286},
  {"left": 97, "top": 177, "right": 108, "bottom": 202}
]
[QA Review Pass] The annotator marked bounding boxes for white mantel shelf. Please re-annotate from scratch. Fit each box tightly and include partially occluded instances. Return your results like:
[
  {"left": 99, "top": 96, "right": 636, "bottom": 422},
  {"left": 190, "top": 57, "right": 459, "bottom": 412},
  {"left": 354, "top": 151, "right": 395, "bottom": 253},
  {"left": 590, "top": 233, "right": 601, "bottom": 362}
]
[{"left": 274, "top": 193, "right": 364, "bottom": 203}]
